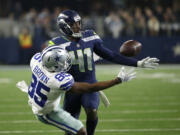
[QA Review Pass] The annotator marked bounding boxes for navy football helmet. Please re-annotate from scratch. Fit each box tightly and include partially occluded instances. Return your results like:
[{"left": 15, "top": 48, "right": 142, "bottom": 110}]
[{"left": 57, "top": 10, "right": 82, "bottom": 38}]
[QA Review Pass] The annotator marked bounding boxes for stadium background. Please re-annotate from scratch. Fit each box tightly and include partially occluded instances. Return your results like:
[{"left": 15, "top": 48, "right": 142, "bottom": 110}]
[
  {"left": 0, "top": 0, "right": 180, "bottom": 64},
  {"left": 0, "top": 0, "right": 180, "bottom": 135}
]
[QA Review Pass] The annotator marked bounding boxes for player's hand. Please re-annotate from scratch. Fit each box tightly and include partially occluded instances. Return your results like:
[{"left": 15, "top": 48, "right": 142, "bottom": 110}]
[
  {"left": 117, "top": 67, "right": 136, "bottom": 82},
  {"left": 137, "top": 57, "right": 159, "bottom": 69}
]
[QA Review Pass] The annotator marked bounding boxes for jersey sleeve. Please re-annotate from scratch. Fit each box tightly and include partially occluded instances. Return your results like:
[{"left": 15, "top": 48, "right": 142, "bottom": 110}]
[
  {"left": 93, "top": 39, "right": 138, "bottom": 67},
  {"left": 54, "top": 72, "right": 74, "bottom": 91},
  {"left": 87, "top": 30, "right": 103, "bottom": 44},
  {"left": 48, "top": 36, "right": 71, "bottom": 49},
  {"left": 30, "top": 53, "right": 42, "bottom": 69},
  {"left": 48, "top": 36, "right": 61, "bottom": 47},
  {"left": 59, "top": 77, "right": 74, "bottom": 91}
]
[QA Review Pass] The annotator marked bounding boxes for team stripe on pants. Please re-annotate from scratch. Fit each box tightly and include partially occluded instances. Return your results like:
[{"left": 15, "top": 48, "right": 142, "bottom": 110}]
[{"left": 40, "top": 115, "right": 78, "bottom": 134}]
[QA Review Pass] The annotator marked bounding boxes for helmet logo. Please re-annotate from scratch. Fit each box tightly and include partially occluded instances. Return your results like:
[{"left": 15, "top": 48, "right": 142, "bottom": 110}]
[
  {"left": 74, "top": 15, "right": 81, "bottom": 22},
  {"left": 58, "top": 13, "right": 68, "bottom": 18},
  {"left": 55, "top": 55, "right": 60, "bottom": 62}
]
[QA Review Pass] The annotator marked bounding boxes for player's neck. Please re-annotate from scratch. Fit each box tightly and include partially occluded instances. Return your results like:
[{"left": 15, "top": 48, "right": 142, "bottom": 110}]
[{"left": 68, "top": 36, "right": 80, "bottom": 42}]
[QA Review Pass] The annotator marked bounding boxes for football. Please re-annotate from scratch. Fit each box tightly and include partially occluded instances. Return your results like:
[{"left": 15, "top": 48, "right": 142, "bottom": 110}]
[{"left": 120, "top": 40, "right": 142, "bottom": 57}]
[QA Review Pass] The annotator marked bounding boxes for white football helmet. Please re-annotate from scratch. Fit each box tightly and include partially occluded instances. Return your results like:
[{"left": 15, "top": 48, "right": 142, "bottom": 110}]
[{"left": 41, "top": 46, "right": 72, "bottom": 72}]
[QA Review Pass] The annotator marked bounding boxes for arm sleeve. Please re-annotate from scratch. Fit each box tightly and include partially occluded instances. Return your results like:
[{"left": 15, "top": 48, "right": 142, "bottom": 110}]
[
  {"left": 30, "top": 53, "right": 41, "bottom": 69},
  {"left": 58, "top": 73, "right": 75, "bottom": 91},
  {"left": 60, "top": 78, "right": 74, "bottom": 91},
  {"left": 94, "top": 41, "right": 138, "bottom": 67}
]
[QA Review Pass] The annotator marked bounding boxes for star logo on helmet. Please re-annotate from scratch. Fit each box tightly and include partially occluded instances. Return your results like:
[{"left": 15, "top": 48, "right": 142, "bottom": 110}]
[{"left": 55, "top": 56, "right": 60, "bottom": 62}]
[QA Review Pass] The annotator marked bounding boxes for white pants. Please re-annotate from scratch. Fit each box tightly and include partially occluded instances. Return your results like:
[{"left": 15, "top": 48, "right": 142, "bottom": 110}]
[{"left": 36, "top": 107, "right": 84, "bottom": 134}]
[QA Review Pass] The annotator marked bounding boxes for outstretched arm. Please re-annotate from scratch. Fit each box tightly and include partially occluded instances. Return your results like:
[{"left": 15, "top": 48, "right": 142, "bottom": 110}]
[
  {"left": 69, "top": 78, "right": 120, "bottom": 94},
  {"left": 94, "top": 42, "right": 159, "bottom": 69},
  {"left": 69, "top": 67, "right": 136, "bottom": 94},
  {"left": 94, "top": 42, "right": 138, "bottom": 67}
]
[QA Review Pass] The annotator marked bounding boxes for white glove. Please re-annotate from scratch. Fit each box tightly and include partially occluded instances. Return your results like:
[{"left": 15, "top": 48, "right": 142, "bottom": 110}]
[
  {"left": 16, "top": 80, "right": 28, "bottom": 93},
  {"left": 137, "top": 57, "right": 159, "bottom": 69},
  {"left": 117, "top": 67, "right": 136, "bottom": 82}
]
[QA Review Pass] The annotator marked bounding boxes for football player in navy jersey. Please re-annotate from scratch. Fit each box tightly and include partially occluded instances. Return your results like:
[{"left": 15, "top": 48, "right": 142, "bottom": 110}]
[{"left": 48, "top": 10, "right": 159, "bottom": 135}]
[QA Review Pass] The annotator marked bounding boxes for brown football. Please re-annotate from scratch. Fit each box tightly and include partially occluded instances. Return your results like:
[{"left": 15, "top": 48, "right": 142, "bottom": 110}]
[{"left": 120, "top": 40, "right": 142, "bottom": 57}]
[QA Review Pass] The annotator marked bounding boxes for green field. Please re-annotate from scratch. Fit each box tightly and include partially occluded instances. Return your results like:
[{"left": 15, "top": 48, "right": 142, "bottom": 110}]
[{"left": 0, "top": 64, "right": 180, "bottom": 135}]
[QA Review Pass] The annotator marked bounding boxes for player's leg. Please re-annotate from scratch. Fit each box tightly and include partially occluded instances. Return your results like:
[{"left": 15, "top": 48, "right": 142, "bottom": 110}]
[
  {"left": 63, "top": 93, "right": 82, "bottom": 119},
  {"left": 36, "top": 108, "right": 86, "bottom": 135},
  {"left": 63, "top": 93, "right": 82, "bottom": 135},
  {"left": 81, "top": 92, "right": 100, "bottom": 135},
  {"left": 77, "top": 128, "right": 87, "bottom": 135}
]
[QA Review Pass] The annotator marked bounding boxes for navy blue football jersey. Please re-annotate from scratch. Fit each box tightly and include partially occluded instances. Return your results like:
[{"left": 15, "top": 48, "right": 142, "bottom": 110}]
[{"left": 48, "top": 30, "right": 137, "bottom": 83}]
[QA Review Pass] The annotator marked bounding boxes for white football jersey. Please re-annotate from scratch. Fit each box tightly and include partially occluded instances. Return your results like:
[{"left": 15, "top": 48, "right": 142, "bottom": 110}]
[{"left": 28, "top": 53, "right": 74, "bottom": 115}]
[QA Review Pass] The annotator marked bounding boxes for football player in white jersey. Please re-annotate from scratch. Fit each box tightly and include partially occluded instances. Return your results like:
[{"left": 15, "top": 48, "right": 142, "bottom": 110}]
[{"left": 18, "top": 46, "right": 136, "bottom": 135}]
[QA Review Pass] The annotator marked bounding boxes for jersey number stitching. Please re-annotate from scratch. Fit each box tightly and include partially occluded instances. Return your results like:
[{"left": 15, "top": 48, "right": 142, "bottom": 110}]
[
  {"left": 69, "top": 48, "right": 92, "bottom": 72},
  {"left": 28, "top": 74, "right": 50, "bottom": 107}
]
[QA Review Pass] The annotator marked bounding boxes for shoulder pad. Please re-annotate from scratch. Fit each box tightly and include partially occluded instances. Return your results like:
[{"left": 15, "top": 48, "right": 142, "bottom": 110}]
[
  {"left": 82, "top": 30, "right": 101, "bottom": 42},
  {"left": 84, "top": 29, "right": 97, "bottom": 36},
  {"left": 48, "top": 35, "right": 69, "bottom": 47}
]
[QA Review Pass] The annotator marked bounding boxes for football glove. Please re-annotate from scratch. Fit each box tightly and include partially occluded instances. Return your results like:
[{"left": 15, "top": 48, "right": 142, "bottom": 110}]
[
  {"left": 16, "top": 80, "right": 28, "bottom": 93},
  {"left": 137, "top": 57, "right": 159, "bottom": 69},
  {"left": 117, "top": 67, "right": 136, "bottom": 82}
]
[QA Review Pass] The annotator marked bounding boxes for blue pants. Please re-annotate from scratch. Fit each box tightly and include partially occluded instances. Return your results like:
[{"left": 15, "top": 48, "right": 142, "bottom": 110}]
[{"left": 63, "top": 92, "right": 100, "bottom": 118}]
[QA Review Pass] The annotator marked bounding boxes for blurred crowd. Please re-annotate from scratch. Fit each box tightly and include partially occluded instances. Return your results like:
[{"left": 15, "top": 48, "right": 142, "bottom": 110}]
[
  {"left": 0, "top": 0, "right": 179, "bottom": 64},
  {"left": 0, "top": 0, "right": 180, "bottom": 40}
]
